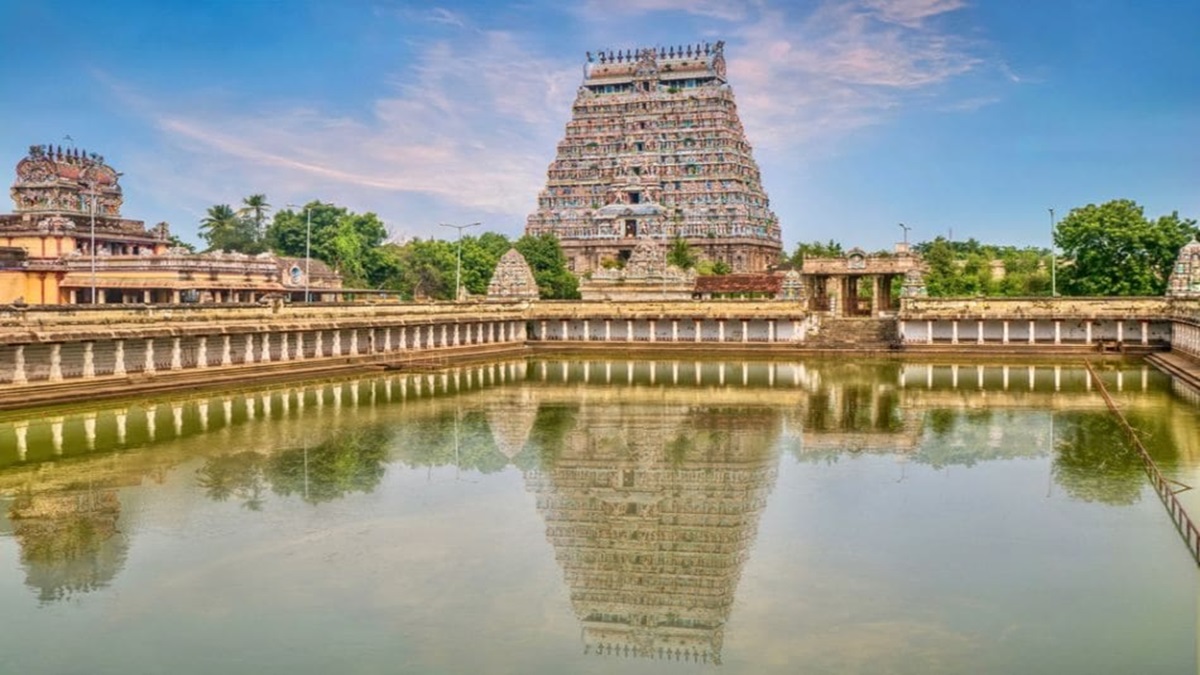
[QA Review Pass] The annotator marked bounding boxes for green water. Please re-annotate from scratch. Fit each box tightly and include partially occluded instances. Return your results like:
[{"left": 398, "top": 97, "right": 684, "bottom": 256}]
[{"left": 0, "top": 359, "right": 1196, "bottom": 674}]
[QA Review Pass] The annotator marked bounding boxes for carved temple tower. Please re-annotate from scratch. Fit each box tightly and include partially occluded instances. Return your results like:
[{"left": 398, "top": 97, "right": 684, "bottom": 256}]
[{"left": 525, "top": 42, "right": 782, "bottom": 274}]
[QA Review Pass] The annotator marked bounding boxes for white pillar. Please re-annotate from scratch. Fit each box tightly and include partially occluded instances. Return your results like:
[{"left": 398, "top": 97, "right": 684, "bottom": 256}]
[
  {"left": 951, "top": 320, "right": 959, "bottom": 345},
  {"left": 197, "top": 336, "right": 209, "bottom": 368},
  {"left": 649, "top": 320, "right": 657, "bottom": 343},
  {"left": 440, "top": 324, "right": 448, "bottom": 348},
  {"left": 384, "top": 328, "right": 393, "bottom": 352},
  {"left": 332, "top": 330, "right": 343, "bottom": 356},
  {"left": 244, "top": 334, "right": 255, "bottom": 364},
  {"left": 489, "top": 322, "right": 496, "bottom": 343},
  {"left": 768, "top": 320, "right": 776, "bottom": 343},
  {"left": 454, "top": 324, "right": 461, "bottom": 346},
  {"left": 1117, "top": 320, "right": 1124, "bottom": 343},
  {"left": 113, "top": 340, "right": 126, "bottom": 376},
  {"left": 741, "top": 320, "right": 748, "bottom": 343},
  {"left": 583, "top": 320, "right": 590, "bottom": 342},
  {"left": 976, "top": 320, "right": 984, "bottom": 345},
  {"left": 1141, "top": 320, "right": 1149, "bottom": 346},
  {"left": 672, "top": 320, "right": 679, "bottom": 342},
  {"left": 82, "top": 341, "right": 95, "bottom": 379},
  {"left": 349, "top": 329, "right": 359, "bottom": 355},
  {"left": 1085, "top": 321, "right": 1093, "bottom": 345},
  {"left": 561, "top": 320, "right": 569, "bottom": 341},
  {"left": 260, "top": 333, "right": 271, "bottom": 362},
  {"left": 48, "top": 344, "right": 63, "bottom": 382},
  {"left": 168, "top": 337, "right": 181, "bottom": 370},
  {"left": 1028, "top": 320, "right": 1036, "bottom": 345},
  {"left": 898, "top": 320, "right": 906, "bottom": 345},
  {"left": 718, "top": 320, "right": 726, "bottom": 343},
  {"left": 315, "top": 331, "right": 325, "bottom": 357},
  {"left": 626, "top": 320, "right": 633, "bottom": 341},
  {"left": 221, "top": 335, "right": 232, "bottom": 366},
  {"left": 604, "top": 320, "right": 611, "bottom": 341},
  {"left": 1054, "top": 321, "right": 1062, "bottom": 345},
  {"left": 145, "top": 338, "right": 157, "bottom": 373},
  {"left": 694, "top": 319, "right": 702, "bottom": 343},
  {"left": 279, "top": 333, "right": 290, "bottom": 361},
  {"left": 926, "top": 320, "right": 934, "bottom": 345},
  {"left": 1002, "top": 321, "right": 1010, "bottom": 345}
]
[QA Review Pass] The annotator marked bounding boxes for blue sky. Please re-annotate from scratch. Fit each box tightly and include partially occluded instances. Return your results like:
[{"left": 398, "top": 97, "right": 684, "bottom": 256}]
[{"left": 1, "top": 0, "right": 1196, "bottom": 251}]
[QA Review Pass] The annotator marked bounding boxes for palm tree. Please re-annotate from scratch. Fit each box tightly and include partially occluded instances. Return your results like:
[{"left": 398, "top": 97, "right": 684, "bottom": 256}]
[
  {"left": 239, "top": 194, "right": 270, "bottom": 240},
  {"left": 199, "top": 204, "right": 242, "bottom": 252}
]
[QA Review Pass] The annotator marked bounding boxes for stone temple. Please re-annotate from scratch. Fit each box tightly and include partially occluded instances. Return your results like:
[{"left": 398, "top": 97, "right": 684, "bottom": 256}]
[{"left": 525, "top": 41, "right": 782, "bottom": 274}]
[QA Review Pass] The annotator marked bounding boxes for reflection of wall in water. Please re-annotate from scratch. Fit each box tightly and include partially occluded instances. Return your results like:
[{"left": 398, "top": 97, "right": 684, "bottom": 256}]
[{"left": 523, "top": 402, "right": 780, "bottom": 664}]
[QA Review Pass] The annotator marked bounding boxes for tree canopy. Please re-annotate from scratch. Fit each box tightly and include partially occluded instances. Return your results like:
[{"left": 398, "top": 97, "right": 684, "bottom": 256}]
[
  {"left": 267, "top": 202, "right": 393, "bottom": 288},
  {"left": 1054, "top": 199, "right": 1197, "bottom": 296}
]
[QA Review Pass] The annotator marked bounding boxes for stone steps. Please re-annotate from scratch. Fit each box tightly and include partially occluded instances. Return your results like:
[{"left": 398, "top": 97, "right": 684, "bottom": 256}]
[{"left": 807, "top": 318, "right": 898, "bottom": 349}]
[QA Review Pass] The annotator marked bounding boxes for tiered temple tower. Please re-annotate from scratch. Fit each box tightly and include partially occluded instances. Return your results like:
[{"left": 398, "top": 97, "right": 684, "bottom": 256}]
[{"left": 526, "top": 42, "right": 782, "bottom": 274}]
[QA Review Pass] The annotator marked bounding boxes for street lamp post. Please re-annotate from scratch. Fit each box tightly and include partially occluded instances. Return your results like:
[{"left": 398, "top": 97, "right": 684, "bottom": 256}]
[
  {"left": 439, "top": 222, "right": 481, "bottom": 301},
  {"left": 287, "top": 204, "right": 314, "bottom": 302},
  {"left": 898, "top": 222, "right": 911, "bottom": 246},
  {"left": 1048, "top": 208, "right": 1058, "bottom": 297},
  {"left": 88, "top": 182, "right": 97, "bottom": 304}
]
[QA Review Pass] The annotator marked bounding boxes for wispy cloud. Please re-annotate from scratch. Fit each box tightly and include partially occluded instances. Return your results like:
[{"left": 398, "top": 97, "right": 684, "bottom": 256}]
[{"left": 578, "top": 0, "right": 752, "bottom": 22}]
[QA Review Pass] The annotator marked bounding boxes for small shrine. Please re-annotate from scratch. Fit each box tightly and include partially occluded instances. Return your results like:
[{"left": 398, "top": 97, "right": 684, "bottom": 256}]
[
  {"left": 486, "top": 248, "right": 540, "bottom": 301},
  {"left": 1167, "top": 236, "right": 1200, "bottom": 298},
  {"left": 580, "top": 239, "right": 695, "bottom": 301}
]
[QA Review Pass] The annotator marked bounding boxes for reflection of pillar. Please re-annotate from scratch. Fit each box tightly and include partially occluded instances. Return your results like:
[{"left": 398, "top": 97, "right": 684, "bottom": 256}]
[
  {"left": 951, "top": 364, "right": 958, "bottom": 388},
  {"left": 199, "top": 401, "right": 209, "bottom": 430},
  {"left": 245, "top": 397, "right": 255, "bottom": 420},
  {"left": 15, "top": 421, "right": 28, "bottom": 460},
  {"left": 1002, "top": 365, "right": 1010, "bottom": 390},
  {"left": 83, "top": 412, "right": 97, "bottom": 450},
  {"left": 173, "top": 403, "right": 184, "bottom": 435},
  {"left": 223, "top": 398, "right": 233, "bottom": 425},
  {"left": 1054, "top": 366, "right": 1061, "bottom": 391},
  {"left": 51, "top": 417, "right": 64, "bottom": 454}
]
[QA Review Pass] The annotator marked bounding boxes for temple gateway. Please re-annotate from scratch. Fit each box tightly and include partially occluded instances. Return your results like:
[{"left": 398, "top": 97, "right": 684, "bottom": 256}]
[{"left": 525, "top": 42, "right": 782, "bottom": 275}]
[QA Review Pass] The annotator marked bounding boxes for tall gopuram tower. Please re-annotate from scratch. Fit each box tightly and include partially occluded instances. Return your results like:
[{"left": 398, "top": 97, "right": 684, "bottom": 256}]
[{"left": 525, "top": 42, "right": 782, "bottom": 274}]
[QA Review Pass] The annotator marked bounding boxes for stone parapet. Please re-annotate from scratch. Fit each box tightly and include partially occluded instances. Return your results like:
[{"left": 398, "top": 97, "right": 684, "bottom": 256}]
[{"left": 899, "top": 297, "right": 1172, "bottom": 320}]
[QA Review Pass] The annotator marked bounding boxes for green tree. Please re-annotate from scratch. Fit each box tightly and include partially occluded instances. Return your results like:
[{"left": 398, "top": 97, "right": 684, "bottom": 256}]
[
  {"left": 239, "top": 194, "right": 271, "bottom": 240},
  {"left": 514, "top": 233, "right": 580, "bottom": 299},
  {"left": 666, "top": 236, "right": 698, "bottom": 270},
  {"left": 788, "top": 240, "right": 844, "bottom": 267},
  {"left": 199, "top": 204, "right": 261, "bottom": 253},
  {"left": 267, "top": 202, "right": 392, "bottom": 288},
  {"left": 1055, "top": 199, "right": 1197, "bottom": 296}
]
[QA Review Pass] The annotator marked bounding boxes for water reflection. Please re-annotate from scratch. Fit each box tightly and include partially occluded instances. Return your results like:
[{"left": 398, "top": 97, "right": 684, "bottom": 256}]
[
  {"left": 0, "top": 357, "right": 1195, "bottom": 616},
  {"left": 196, "top": 428, "right": 391, "bottom": 508},
  {"left": 522, "top": 401, "right": 781, "bottom": 663},
  {"left": 9, "top": 487, "right": 129, "bottom": 604}
]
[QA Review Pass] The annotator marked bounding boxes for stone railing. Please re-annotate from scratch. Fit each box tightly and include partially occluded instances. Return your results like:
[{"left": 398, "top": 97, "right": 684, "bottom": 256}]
[{"left": 899, "top": 296, "right": 1171, "bottom": 320}]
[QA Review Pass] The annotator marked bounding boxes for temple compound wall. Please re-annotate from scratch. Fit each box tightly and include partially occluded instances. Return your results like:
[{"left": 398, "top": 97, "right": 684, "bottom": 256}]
[{"left": 525, "top": 42, "right": 782, "bottom": 275}]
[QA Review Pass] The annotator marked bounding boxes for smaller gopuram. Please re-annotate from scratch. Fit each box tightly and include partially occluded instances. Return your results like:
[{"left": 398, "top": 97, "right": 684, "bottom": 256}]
[
  {"left": 580, "top": 239, "right": 695, "bottom": 301},
  {"left": 486, "top": 248, "right": 540, "bottom": 301},
  {"left": 1167, "top": 236, "right": 1200, "bottom": 297}
]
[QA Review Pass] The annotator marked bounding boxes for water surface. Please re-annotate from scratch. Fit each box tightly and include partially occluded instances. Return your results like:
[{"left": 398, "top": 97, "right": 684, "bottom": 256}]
[{"left": 0, "top": 359, "right": 1196, "bottom": 674}]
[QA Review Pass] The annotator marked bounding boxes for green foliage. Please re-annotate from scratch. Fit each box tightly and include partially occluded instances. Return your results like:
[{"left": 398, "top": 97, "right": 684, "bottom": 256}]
[
  {"left": 239, "top": 194, "right": 270, "bottom": 240},
  {"left": 694, "top": 259, "right": 732, "bottom": 276},
  {"left": 1054, "top": 199, "right": 1197, "bottom": 296},
  {"left": 166, "top": 235, "right": 196, "bottom": 253},
  {"left": 267, "top": 201, "right": 391, "bottom": 288},
  {"left": 788, "top": 239, "right": 844, "bottom": 267},
  {"left": 514, "top": 233, "right": 580, "bottom": 299},
  {"left": 199, "top": 203, "right": 264, "bottom": 254},
  {"left": 666, "top": 235, "right": 698, "bottom": 270},
  {"left": 914, "top": 236, "right": 1051, "bottom": 297}
]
